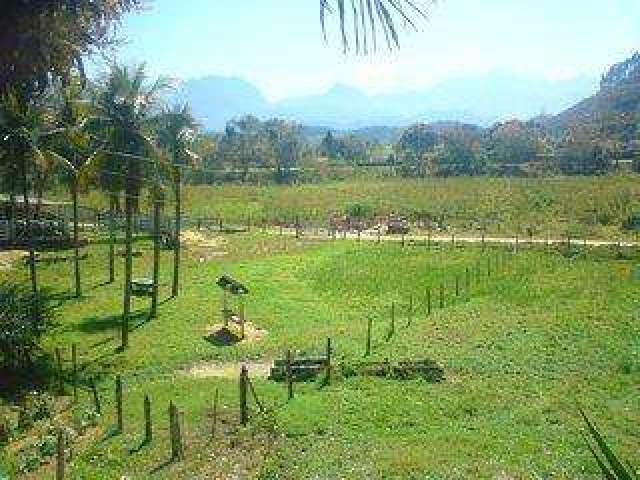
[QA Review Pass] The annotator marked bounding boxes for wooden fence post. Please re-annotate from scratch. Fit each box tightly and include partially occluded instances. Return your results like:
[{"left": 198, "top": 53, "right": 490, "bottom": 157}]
[
  {"left": 212, "top": 388, "right": 219, "bottom": 438},
  {"left": 239, "top": 365, "right": 249, "bottom": 425},
  {"left": 427, "top": 288, "right": 432, "bottom": 315},
  {"left": 144, "top": 395, "right": 152, "bottom": 444},
  {"left": 56, "top": 347, "right": 64, "bottom": 396},
  {"left": 116, "top": 375, "right": 123, "bottom": 432},
  {"left": 407, "top": 295, "right": 414, "bottom": 326},
  {"left": 439, "top": 284, "right": 444, "bottom": 309},
  {"left": 325, "top": 338, "right": 332, "bottom": 386},
  {"left": 465, "top": 267, "right": 471, "bottom": 298},
  {"left": 377, "top": 227, "right": 381, "bottom": 244},
  {"left": 169, "top": 401, "right": 183, "bottom": 461},
  {"left": 487, "top": 257, "right": 491, "bottom": 277},
  {"left": 388, "top": 302, "right": 396, "bottom": 339},
  {"left": 90, "top": 378, "right": 101, "bottom": 414},
  {"left": 455, "top": 276, "right": 460, "bottom": 298},
  {"left": 286, "top": 350, "right": 294, "bottom": 400},
  {"left": 365, "top": 316, "right": 372, "bottom": 356},
  {"left": 56, "top": 428, "right": 65, "bottom": 480},
  {"left": 72, "top": 344, "right": 77, "bottom": 403}
]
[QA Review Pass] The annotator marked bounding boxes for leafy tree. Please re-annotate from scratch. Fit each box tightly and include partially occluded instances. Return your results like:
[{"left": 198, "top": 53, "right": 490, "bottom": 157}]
[
  {"left": 435, "top": 127, "right": 483, "bottom": 176},
  {"left": 93, "top": 64, "right": 169, "bottom": 349},
  {"left": 395, "top": 123, "right": 440, "bottom": 177},
  {"left": 0, "top": 282, "right": 55, "bottom": 372},
  {"left": 486, "top": 120, "right": 539, "bottom": 167},
  {"left": 1, "top": 0, "right": 143, "bottom": 95},
  {"left": 264, "top": 119, "right": 305, "bottom": 183}
]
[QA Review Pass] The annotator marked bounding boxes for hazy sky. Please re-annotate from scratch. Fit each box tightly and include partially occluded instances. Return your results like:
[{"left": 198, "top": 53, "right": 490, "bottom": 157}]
[{"left": 114, "top": 0, "right": 640, "bottom": 101}]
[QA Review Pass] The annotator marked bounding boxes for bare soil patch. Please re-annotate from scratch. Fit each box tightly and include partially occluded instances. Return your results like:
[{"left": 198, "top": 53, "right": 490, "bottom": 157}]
[
  {"left": 203, "top": 322, "right": 267, "bottom": 346},
  {"left": 0, "top": 250, "right": 27, "bottom": 270},
  {"left": 182, "top": 360, "right": 273, "bottom": 379}
]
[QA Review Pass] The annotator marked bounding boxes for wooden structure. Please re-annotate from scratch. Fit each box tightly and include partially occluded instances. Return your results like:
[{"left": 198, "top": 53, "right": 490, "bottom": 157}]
[
  {"left": 216, "top": 275, "right": 249, "bottom": 338},
  {"left": 387, "top": 215, "right": 410, "bottom": 235},
  {"left": 131, "top": 278, "right": 154, "bottom": 297}
]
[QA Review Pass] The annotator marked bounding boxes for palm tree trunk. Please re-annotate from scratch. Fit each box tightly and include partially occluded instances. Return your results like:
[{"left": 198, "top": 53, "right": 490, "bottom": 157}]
[
  {"left": 172, "top": 165, "right": 181, "bottom": 298},
  {"left": 72, "top": 177, "right": 81, "bottom": 297},
  {"left": 122, "top": 191, "right": 133, "bottom": 349},
  {"left": 150, "top": 194, "right": 161, "bottom": 318},
  {"left": 20, "top": 156, "right": 38, "bottom": 298},
  {"left": 108, "top": 194, "right": 116, "bottom": 283},
  {"left": 8, "top": 173, "right": 16, "bottom": 245}
]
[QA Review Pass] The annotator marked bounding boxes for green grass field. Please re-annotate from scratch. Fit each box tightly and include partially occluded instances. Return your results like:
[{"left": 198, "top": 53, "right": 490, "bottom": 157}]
[
  {"left": 2, "top": 226, "right": 639, "bottom": 478},
  {"left": 62, "top": 174, "right": 640, "bottom": 240}
]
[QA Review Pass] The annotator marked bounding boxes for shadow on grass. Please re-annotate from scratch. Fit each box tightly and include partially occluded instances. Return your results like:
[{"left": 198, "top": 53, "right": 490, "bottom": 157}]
[
  {"left": 129, "top": 439, "right": 151, "bottom": 455},
  {"left": 76, "top": 311, "right": 148, "bottom": 334},
  {"left": 150, "top": 458, "right": 176, "bottom": 475}
]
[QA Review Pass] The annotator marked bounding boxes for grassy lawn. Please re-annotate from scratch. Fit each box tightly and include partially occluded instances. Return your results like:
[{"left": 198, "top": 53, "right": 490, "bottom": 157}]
[
  {"left": 1, "top": 230, "right": 639, "bottom": 478},
  {"left": 59, "top": 174, "right": 640, "bottom": 240}
]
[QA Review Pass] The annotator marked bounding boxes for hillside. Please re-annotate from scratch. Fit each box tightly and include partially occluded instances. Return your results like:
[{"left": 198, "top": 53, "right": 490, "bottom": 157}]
[{"left": 548, "top": 52, "right": 640, "bottom": 135}]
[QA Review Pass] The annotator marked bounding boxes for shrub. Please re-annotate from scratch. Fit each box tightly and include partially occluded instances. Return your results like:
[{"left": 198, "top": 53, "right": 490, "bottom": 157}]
[
  {"left": 17, "top": 391, "right": 54, "bottom": 431},
  {"left": 0, "top": 282, "right": 56, "bottom": 371}
]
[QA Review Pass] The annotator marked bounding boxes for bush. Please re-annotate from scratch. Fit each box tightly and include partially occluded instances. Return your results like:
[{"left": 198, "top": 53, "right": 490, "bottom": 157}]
[
  {"left": 0, "top": 282, "right": 56, "bottom": 371},
  {"left": 17, "top": 391, "right": 54, "bottom": 431}
]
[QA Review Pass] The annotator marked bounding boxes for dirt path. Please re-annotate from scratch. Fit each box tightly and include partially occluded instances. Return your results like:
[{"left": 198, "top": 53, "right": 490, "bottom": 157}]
[
  {"left": 267, "top": 228, "right": 638, "bottom": 248},
  {"left": 182, "top": 360, "right": 273, "bottom": 379}
]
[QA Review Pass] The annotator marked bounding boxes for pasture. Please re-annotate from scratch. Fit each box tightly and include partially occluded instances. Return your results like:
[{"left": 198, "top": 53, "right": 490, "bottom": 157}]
[{"left": 1, "top": 220, "right": 639, "bottom": 478}]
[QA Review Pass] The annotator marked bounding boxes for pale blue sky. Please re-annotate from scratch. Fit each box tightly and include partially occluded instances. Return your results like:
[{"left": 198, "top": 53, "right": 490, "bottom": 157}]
[{"left": 113, "top": 0, "right": 640, "bottom": 100}]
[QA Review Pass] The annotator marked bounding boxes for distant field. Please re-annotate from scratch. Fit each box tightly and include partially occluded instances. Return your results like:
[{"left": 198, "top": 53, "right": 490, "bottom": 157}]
[
  {"left": 2, "top": 232, "right": 638, "bottom": 478},
  {"left": 62, "top": 174, "right": 640, "bottom": 240}
]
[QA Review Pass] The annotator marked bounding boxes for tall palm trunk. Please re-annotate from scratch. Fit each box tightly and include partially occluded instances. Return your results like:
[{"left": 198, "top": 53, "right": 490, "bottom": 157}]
[
  {"left": 20, "top": 154, "right": 38, "bottom": 299},
  {"left": 108, "top": 194, "right": 116, "bottom": 283},
  {"left": 150, "top": 193, "right": 161, "bottom": 317},
  {"left": 171, "top": 165, "right": 181, "bottom": 298},
  {"left": 71, "top": 176, "right": 81, "bottom": 297},
  {"left": 8, "top": 171, "right": 16, "bottom": 245}
]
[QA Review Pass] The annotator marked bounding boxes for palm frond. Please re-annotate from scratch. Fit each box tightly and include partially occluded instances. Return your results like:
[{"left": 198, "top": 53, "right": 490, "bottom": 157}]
[{"left": 320, "top": 0, "right": 431, "bottom": 53}]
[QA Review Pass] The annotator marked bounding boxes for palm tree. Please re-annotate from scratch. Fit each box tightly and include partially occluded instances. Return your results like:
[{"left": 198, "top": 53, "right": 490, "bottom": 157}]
[
  {"left": 319, "top": 0, "right": 429, "bottom": 54},
  {"left": 155, "top": 104, "right": 199, "bottom": 299},
  {"left": 0, "top": 90, "right": 55, "bottom": 300},
  {"left": 47, "top": 81, "right": 101, "bottom": 298},
  {"left": 93, "top": 64, "right": 169, "bottom": 349}
]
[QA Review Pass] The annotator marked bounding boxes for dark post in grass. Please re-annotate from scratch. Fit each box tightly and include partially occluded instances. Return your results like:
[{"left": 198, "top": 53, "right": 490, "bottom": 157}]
[
  {"left": 365, "top": 316, "right": 372, "bottom": 356},
  {"left": 144, "top": 395, "right": 152, "bottom": 444},
  {"left": 56, "top": 428, "right": 65, "bottom": 480},
  {"left": 439, "top": 284, "right": 444, "bottom": 309},
  {"left": 407, "top": 295, "right": 414, "bottom": 326},
  {"left": 481, "top": 232, "right": 485, "bottom": 250},
  {"left": 90, "top": 378, "right": 101, "bottom": 414},
  {"left": 56, "top": 347, "right": 64, "bottom": 396},
  {"left": 211, "top": 388, "right": 219, "bottom": 438},
  {"left": 325, "top": 338, "right": 332, "bottom": 386},
  {"left": 116, "top": 375, "right": 123, "bottom": 432},
  {"left": 151, "top": 197, "right": 161, "bottom": 318},
  {"left": 455, "top": 275, "right": 460, "bottom": 298},
  {"left": 239, "top": 365, "right": 249, "bottom": 425},
  {"left": 169, "top": 401, "right": 184, "bottom": 461},
  {"left": 465, "top": 267, "right": 471, "bottom": 299},
  {"left": 426, "top": 288, "right": 432, "bottom": 315},
  {"left": 172, "top": 165, "right": 181, "bottom": 298},
  {"left": 487, "top": 257, "right": 491, "bottom": 277},
  {"left": 388, "top": 302, "right": 396, "bottom": 339},
  {"left": 72, "top": 344, "right": 78, "bottom": 403},
  {"left": 286, "top": 350, "right": 294, "bottom": 400},
  {"left": 401, "top": 233, "right": 406, "bottom": 247}
]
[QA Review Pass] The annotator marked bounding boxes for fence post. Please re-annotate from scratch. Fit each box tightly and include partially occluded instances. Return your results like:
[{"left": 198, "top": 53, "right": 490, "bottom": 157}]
[
  {"left": 72, "top": 344, "right": 78, "bottom": 403},
  {"left": 286, "top": 350, "right": 294, "bottom": 400},
  {"left": 487, "top": 257, "right": 491, "bottom": 277},
  {"left": 439, "top": 284, "right": 444, "bottom": 309},
  {"left": 116, "top": 375, "right": 123, "bottom": 432},
  {"left": 212, "top": 388, "right": 219, "bottom": 438},
  {"left": 427, "top": 288, "right": 432, "bottom": 315},
  {"left": 325, "top": 338, "right": 332, "bottom": 386},
  {"left": 377, "top": 226, "right": 381, "bottom": 244},
  {"left": 90, "top": 378, "right": 101, "bottom": 414},
  {"left": 388, "top": 302, "right": 396, "bottom": 339},
  {"left": 144, "top": 395, "right": 152, "bottom": 444},
  {"left": 56, "top": 347, "right": 64, "bottom": 396},
  {"left": 455, "top": 276, "right": 460, "bottom": 298},
  {"left": 465, "top": 267, "right": 471, "bottom": 298},
  {"left": 427, "top": 231, "right": 431, "bottom": 248},
  {"left": 56, "top": 428, "right": 65, "bottom": 480},
  {"left": 451, "top": 233, "right": 455, "bottom": 247},
  {"left": 239, "top": 365, "right": 249, "bottom": 425},
  {"left": 407, "top": 295, "right": 413, "bottom": 326},
  {"left": 365, "top": 316, "right": 372, "bottom": 356}
]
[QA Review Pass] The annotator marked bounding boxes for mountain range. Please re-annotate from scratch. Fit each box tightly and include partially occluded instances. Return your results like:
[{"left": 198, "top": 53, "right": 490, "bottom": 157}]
[{"left": 176, "top": 71, "right": 598, "bottom": 132}]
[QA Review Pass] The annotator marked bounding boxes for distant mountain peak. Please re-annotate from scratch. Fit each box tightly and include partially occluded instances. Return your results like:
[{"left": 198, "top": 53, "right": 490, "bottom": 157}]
[{"left": 601, "top": 51, "right": 640, "bottom": 90}]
